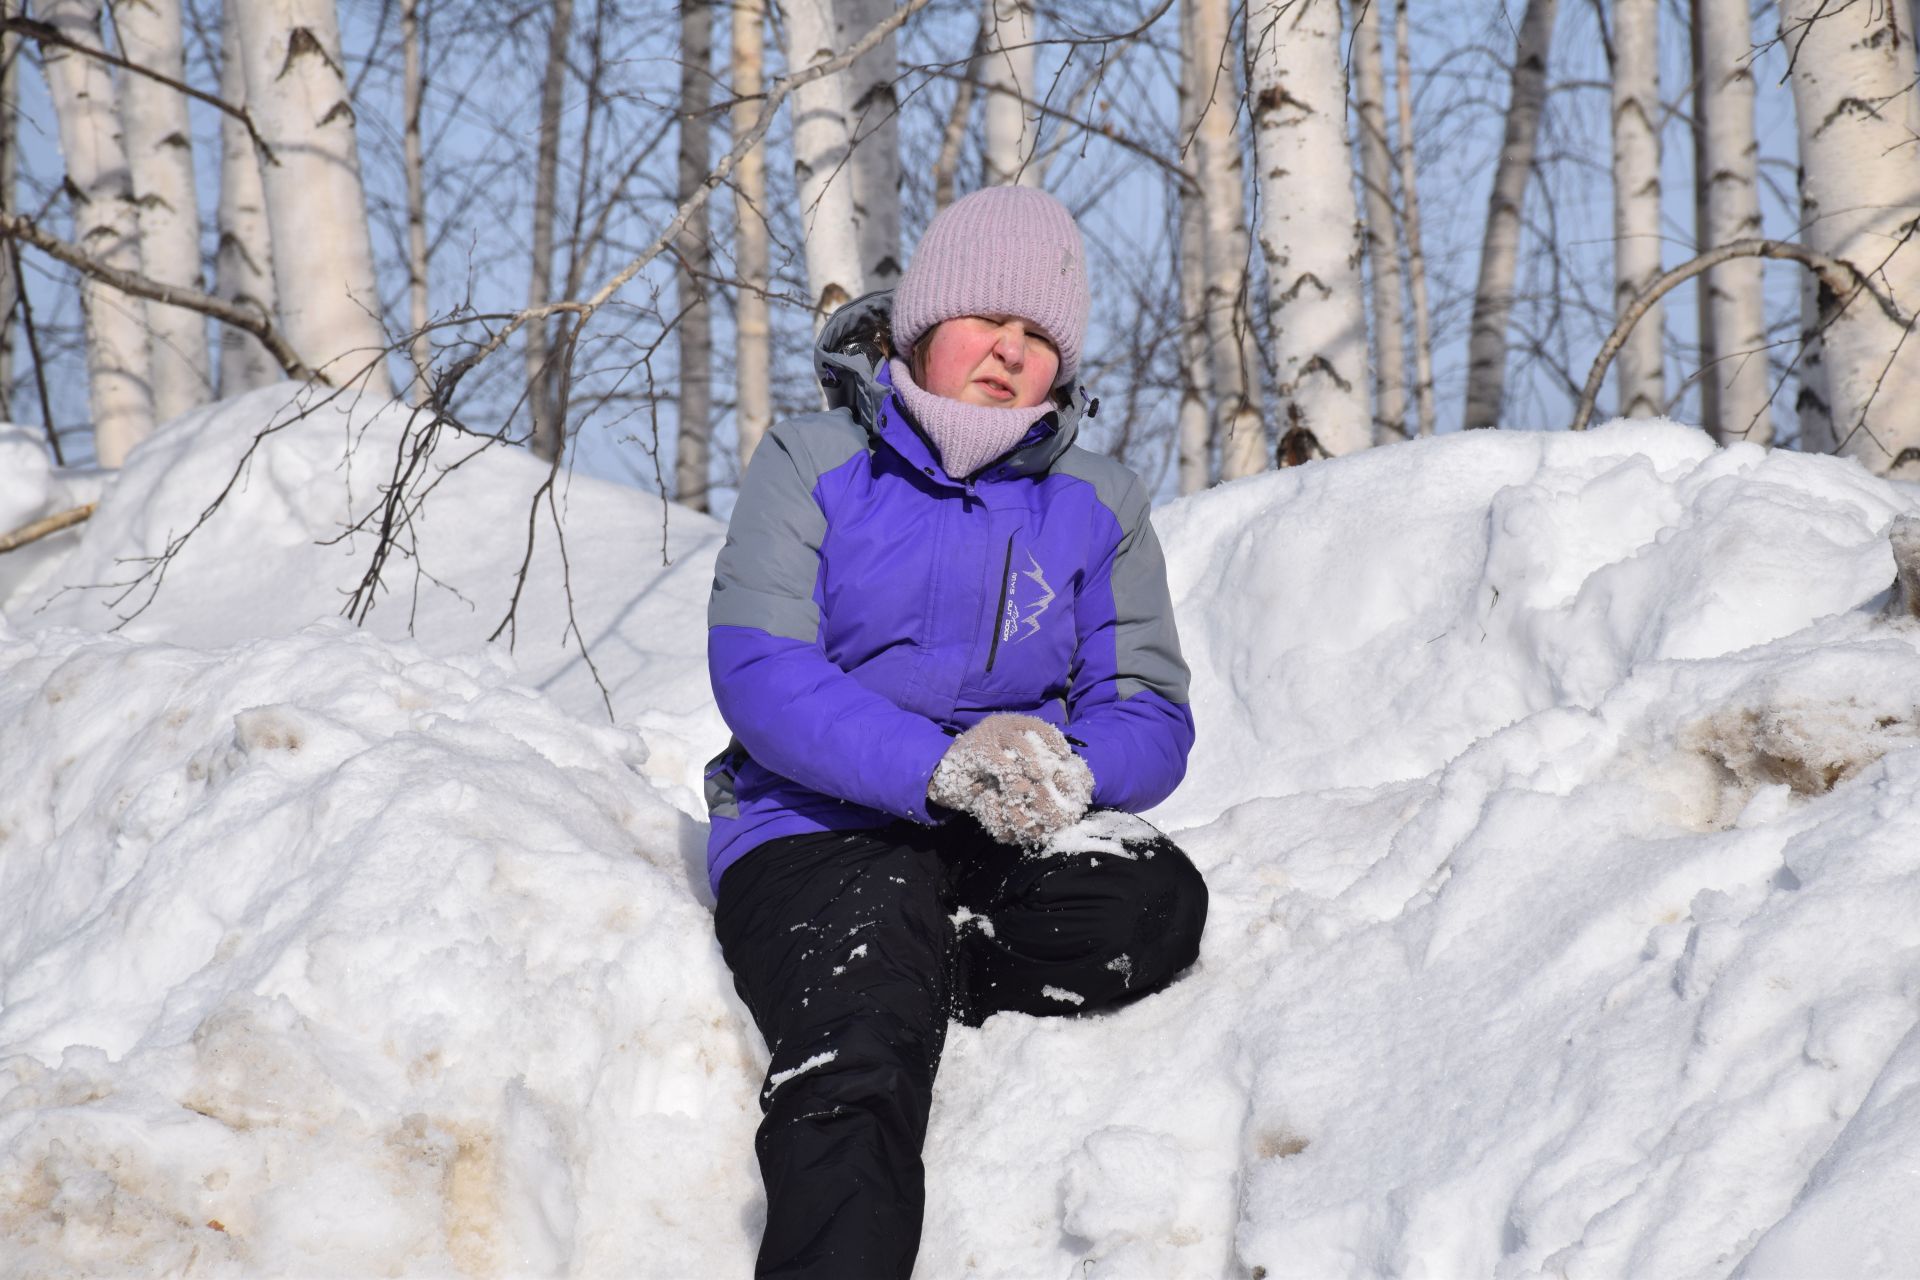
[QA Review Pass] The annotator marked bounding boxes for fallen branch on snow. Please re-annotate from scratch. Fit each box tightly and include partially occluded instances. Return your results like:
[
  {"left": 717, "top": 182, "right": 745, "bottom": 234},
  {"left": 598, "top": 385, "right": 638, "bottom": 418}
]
[{"left": 0, "top": 503, "right": 96, "bottom": 555}]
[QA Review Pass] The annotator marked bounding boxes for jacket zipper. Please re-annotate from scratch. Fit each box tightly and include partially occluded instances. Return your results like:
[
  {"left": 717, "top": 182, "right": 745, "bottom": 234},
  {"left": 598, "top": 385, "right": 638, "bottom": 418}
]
[{"left": 984, "top": 534, "right": 1015, "bottom": 673}]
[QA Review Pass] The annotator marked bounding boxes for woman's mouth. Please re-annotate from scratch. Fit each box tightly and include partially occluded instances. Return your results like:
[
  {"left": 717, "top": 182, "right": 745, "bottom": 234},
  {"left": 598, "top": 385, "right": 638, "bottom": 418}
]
[{"left": 976, "top": 377, "right": 1015, "bottom": 400}]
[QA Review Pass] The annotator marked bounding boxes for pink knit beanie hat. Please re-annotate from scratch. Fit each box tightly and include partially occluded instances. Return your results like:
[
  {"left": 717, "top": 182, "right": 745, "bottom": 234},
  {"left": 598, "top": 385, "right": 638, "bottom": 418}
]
[{"left": 890, "top": 186, "right": 1091, "bottom": 387}]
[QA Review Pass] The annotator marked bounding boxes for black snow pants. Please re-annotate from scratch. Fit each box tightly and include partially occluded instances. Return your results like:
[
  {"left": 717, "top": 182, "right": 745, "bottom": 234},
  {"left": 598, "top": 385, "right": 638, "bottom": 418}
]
[{"left": 712, "top": 814, "right": 1208, "bottom": 1280}]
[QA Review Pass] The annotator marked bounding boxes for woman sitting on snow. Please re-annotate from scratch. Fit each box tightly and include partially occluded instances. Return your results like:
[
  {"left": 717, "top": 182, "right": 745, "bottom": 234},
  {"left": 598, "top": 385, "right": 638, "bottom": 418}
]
[{"left": 705, "top": 186, "right": 1208, "bottom": 1279}]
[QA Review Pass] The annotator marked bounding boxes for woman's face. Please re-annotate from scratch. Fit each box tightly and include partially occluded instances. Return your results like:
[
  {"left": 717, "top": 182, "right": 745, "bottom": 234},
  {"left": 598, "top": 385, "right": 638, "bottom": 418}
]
[{"left": 915, "top": 315, "right": 1060, "bottom": 409}]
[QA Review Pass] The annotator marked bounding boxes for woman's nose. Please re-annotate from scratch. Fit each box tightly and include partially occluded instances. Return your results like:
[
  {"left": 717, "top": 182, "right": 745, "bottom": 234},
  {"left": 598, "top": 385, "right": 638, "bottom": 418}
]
[{"left": 993, "top": 324, "right": 1027, "bottom": 367}]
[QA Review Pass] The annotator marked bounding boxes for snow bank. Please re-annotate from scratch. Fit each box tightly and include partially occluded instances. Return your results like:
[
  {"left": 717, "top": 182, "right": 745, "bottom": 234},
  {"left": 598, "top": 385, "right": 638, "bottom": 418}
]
[
  {"left": 5, "top": 405, "right": 1920, "bottom": 1277},
  {"left": 0, "top": 619, "right": 756, "bottom": 1275}
]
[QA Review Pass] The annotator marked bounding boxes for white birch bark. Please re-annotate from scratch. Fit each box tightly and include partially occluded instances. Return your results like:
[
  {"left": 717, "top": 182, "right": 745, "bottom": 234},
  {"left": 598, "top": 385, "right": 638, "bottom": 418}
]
[
  {"left": 232, "top": 0, "right": 393, "bottom": 400},
  {"left": 1193, "top": 0, "right": 1267, "bottom": 477},
  {"left": 732, "top": 0, "right": 771, "bottom": 465},
  {"left": 1611, "top": 0, "right": 1664, "bottom": 418},
  {"left": 1779, "top": 0, "right": 1920, "bottom": 472},
  {"left": 111, "top": 0, "right": 210, "bottom": 421},
  {"left": 1462, "top": 0, "right": 1557, "bottom": 430},
  {"left": 214, "top": 0, "right": 277, "bottom": 397},
  {"left": 981, "top": 0, "right": 1040, "bottom": 186},
  {"left": 676, "top": 0, "right": 712, "bottom": 512},
  {"left": 523, "top": 0, "right": 571, "bottom": 458},
  {"left": 1696, "top": 0, "right": 1770, "bottom": 442},
  {"left": 1393, "top": 0, "right": 1435, "bottom": 435},
  {"left": 40, "top": 0, "right": 154, "bottom": 465},
  {"left": 839, "top": 0, "right": 901, "bottom": 287},
  {"left": 1797, "top": 260, "right": 1832, "bottom": 451},
  {"left": 1176, "top": 0, "right": 1216, "bottom": 493},
  {"left": 780, "top": 0, "right": 863, "bottom": 319},
  {"left": 1247, "top": 0, "right": 1370, "bottom": 461},
  {"left": 1351, "top": 0, "right": 1407, "bottom": 443},
  {"left": 401, "top": 0, "right": 430, "bottom": 394}
]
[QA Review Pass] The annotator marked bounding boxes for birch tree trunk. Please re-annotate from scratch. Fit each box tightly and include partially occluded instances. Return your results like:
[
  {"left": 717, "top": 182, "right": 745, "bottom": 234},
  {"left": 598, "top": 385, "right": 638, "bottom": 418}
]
[
  {"left": 732, "top": 0, "right": 771, "bottom": 465},
  {"left": 214, "top": 0, "right": 277, "bottom": 396},
  {"left": 112, "top": 0, "right": 210, "bottom": 422},
  {"left": 401, "top": 0, "right": 431, "bottom": 393},
  {"left": 981, "top": 0, "right": 1040, "bottom": 186},
  {"left": 840, "top": 0, "right": 901, "bottom": 287},
  {"left": 1688, "top": 1, "right": 1719, "bottom": 437},
  {"left": 1192, "top": 0, "right": 1267, "bottom": 477},
  {"left": 232, "top": 0, "right": 393, "bottom": 400},
  {"left": 523, "top": 0, "right": 571, "bottom": 458},
  {"left": 1696, "top": 0, "right": 1769, "bottom": 442},
  {"left": 1176, "top": 0, "right": 1216, "bottom": 493},
  {"left": 1247, "top": 0, "right": 1369, "bottom": 461},
  {"left": 1461, "top": 0, "right": 1556, "bottom": 430},
  {"left": 781, "top": 0, "right": 863, "bottom": 320},
  {"left": 39, "top": 0, "right": 154, "bottom": 465},
  {"left": 1393, "top": 0, "right": 1435, "bottom": 435},
  {"left": 0, "top": 0, "right": 17, "bottom": 417},
  {"left": 933, "top": 26, "right": 983, "bottom": 210},
  {"left": 1797, "top": 260, "right": 1832, "bottom": 451},
  {"left": 675, "top": 0, "right": 712, "bottom": 512},
  {"left": 1610, "top": 0, "right": 1664, "bottom": 418},
  {"left": 1351, "top": 0, "right": 1407, "bottom": 443},
  {"left": 1779, "top": 0, "right": 1920, "bottom": 472}
]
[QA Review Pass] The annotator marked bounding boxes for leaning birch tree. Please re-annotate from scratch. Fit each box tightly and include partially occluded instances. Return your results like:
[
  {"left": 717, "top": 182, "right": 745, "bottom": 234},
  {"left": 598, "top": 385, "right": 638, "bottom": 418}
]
[
  {"left": 1695, "top": 0, "right": 1770, "bottom": 442},
  {"left": 1350, "top": 0, "right": 1407, "bottom": 443},
  {"left": 732, "top": 0, "right": 771, "bottom": 464},
  {"left": 1610, "top": 0, "right": 1663, "bottom": 418},
  {"left": 841, "top": 0, "right": 902, "bottom": 288},
  {"left": 1246, "top": 0, "right": 1370, "bottom": 460},
  {"left": 38, "top": 0, "right": 155, "bottom": 465},
  {"left": 232, "top": 0, "right": 393, "bottom": 399},
  {"left": 111, "top": 0, "right": 209, "bottom": 422},
  {"left": 214, "top": 0, "right": 278, "bottom": 397},
  {"left": 1778, "top": 0, "right": 1920, "bottom": 471},
  {"left": 1462, "top": 0, "right": 1557, "bottom": 430},
  {"left": 676, "top": 0, "right": 713, "bottom": 512},
  {"left": 782, "top": 0, "right": 863, "bottom": 320},
  {"left": 981, "top": 0, "right": 1040, "bottom": 186},
  {"left": 1192, "top": 0, "right": 1267, "bottom": 478}
]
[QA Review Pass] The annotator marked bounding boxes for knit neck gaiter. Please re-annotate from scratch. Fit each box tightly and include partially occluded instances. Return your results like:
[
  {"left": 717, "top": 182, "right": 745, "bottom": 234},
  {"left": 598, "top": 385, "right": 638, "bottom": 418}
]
[{"left": 888, "top": 358, "right": 1051, "bottom": 480}]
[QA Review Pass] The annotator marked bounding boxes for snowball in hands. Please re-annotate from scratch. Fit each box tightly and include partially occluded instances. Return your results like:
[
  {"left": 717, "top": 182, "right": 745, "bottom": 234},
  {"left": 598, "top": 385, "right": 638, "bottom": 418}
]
[{"left": 928, "top": 714, "right": 1095, "bottom": 848}]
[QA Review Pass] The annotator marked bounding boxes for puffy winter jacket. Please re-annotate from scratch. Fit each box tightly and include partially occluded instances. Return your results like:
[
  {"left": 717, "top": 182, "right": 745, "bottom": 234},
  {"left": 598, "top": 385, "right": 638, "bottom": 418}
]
[{"left": 704, "top": 293, "right": 1193, "bottom": 894}]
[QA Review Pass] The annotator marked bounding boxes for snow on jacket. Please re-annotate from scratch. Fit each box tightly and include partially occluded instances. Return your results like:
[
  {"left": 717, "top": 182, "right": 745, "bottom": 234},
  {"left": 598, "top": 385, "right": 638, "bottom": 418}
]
[{"left": 704, "top": 292, "right": 1194, "bottom": 894}]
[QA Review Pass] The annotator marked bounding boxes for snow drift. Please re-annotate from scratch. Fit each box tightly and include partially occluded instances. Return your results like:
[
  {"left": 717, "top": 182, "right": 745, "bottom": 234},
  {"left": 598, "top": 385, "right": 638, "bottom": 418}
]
[{"left": 4, "top": 393, "right": 1919, "bottom": 1277}]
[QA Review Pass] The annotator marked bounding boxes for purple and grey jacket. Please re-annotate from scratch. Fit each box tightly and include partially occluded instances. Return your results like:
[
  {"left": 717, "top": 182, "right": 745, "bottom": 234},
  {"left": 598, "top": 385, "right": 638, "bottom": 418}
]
[{"left": 704, "top": 293, "right": 1194, "bottom": 894}]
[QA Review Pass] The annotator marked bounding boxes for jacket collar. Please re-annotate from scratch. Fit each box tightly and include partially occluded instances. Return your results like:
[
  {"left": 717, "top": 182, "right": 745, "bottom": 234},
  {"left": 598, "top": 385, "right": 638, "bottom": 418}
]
[{"left": 813, "top": 290, "right": 1094, "bottom": 487}]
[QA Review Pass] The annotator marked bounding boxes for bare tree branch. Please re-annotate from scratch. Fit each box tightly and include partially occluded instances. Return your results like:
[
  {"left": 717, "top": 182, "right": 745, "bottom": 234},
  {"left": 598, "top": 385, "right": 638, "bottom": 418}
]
[
  {"left": 0, "top": 502, "right": 95, "bottom": 554},
  {"left": 4, "top": 13, "right": 275, "bottom": 161},
  {"left": 0, "top": 213, "right": 320, "bottom": 382},
  {"left": 1571, "top": 238, "right": 1907, "bottom": 433}
]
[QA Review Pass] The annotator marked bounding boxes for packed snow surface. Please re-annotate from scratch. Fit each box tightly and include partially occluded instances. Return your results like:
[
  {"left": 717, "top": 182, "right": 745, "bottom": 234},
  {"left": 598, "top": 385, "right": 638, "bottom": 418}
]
[{"left": 5, "top": 392, "right": 1920, "bottom": 1277}]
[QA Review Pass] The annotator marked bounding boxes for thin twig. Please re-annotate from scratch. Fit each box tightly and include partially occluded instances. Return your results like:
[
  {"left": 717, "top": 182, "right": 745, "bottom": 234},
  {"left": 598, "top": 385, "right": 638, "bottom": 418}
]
[{"left": 8, "top": 238, "right": 61, "bottom": 465}]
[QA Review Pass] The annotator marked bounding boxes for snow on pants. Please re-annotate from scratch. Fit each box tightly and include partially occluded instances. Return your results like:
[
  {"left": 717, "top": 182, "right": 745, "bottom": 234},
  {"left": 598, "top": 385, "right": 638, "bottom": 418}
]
[{"left": 712, "top": 815, "right": 1208, "bottom": 1280}]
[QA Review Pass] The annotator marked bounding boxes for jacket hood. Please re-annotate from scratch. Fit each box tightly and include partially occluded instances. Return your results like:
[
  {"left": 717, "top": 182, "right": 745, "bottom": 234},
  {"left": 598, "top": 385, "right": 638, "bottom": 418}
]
[{"left": 813, "top": 290, "right": 1094, "bottom": 480}]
